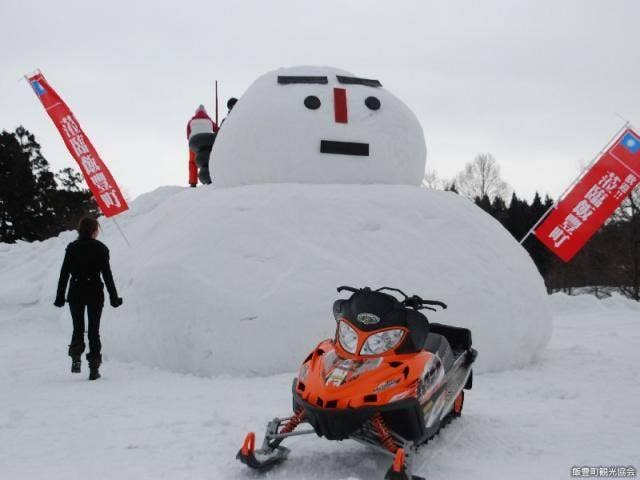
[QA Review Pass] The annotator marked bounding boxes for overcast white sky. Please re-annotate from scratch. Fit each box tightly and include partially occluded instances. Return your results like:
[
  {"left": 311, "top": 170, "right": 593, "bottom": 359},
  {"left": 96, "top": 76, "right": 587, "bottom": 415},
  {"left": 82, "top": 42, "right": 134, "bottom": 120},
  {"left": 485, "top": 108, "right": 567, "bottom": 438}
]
[{"left": 1, "top": 0, "right": 639, "bottom": 200}]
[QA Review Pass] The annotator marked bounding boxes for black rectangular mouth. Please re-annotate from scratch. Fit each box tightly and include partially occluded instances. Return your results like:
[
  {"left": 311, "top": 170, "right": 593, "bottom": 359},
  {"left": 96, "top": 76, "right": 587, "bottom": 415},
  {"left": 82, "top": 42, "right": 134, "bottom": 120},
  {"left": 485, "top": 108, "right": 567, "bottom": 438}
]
[{"left": 320, "top": 140, "right": 369, "bottom": 156}]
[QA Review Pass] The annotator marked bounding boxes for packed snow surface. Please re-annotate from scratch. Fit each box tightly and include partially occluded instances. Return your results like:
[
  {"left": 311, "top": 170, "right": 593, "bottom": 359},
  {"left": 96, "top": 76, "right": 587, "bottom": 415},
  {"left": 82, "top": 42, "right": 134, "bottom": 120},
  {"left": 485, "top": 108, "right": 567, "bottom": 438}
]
[
  {"left": 212, "top": 66, "right": 427, "bottom": 187},
  {"left": 0, "top": 294, "right": 637, "bottom": 479},
  {"left": 0, "top": 185, "right": 550, "bottom": 375}
]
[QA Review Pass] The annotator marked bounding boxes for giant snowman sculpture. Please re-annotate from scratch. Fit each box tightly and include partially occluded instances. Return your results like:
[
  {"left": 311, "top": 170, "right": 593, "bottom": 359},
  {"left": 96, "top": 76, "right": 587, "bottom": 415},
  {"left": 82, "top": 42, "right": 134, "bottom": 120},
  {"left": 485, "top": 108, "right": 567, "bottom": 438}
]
[
  {"left": 177, "top": 65, "right": 547, "bottom": 374},
  {"left": 2, "top": 66, "right": 552, "bottom": 377}
]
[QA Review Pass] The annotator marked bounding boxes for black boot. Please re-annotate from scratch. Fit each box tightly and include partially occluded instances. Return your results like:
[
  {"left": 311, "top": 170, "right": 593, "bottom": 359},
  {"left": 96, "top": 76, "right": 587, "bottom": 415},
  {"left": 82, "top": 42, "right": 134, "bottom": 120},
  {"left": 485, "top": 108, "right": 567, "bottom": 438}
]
[
  {"left": 89, "top": 366, "right": 101, "bottom": 380},
  {"left": 198, "top": 165, "right": 212, "bottom": 184},
  {"left": 71, "top": 357, "right": 81, "bottom": 373},
  {"left": 87, "top": 352, "right": 102, "bottom": 381}
]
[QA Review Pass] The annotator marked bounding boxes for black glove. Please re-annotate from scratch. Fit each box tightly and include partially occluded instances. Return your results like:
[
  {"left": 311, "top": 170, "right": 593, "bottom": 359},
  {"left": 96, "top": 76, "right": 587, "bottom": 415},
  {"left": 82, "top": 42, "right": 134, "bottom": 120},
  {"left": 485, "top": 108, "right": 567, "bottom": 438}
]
[
  {"left": 110, "top": 297, "right": 123, "bottom": 308},
  {"left": 54, "top": 297, "right": 65, "bottom": 308}
]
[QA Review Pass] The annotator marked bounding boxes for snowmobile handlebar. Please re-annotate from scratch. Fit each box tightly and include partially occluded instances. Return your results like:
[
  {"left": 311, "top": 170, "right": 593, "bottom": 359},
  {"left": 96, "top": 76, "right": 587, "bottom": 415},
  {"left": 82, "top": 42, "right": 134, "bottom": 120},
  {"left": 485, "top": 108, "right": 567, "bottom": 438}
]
[
  {"left": 336, "top": 286, "right": 447, "bottom": 311},
  {"left": 402, "top": 295, "right": 447, "bottom": 311},
  {"left": 337, "top": 286, "right": 360, "bottom": 294}
]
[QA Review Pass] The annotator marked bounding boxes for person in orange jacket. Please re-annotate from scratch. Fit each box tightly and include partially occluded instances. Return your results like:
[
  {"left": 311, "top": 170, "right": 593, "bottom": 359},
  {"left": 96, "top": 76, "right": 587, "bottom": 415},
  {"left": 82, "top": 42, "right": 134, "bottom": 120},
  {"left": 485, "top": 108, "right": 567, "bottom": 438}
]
[{"left": 187, "top": 105, "right": 219, "bottom": 186}]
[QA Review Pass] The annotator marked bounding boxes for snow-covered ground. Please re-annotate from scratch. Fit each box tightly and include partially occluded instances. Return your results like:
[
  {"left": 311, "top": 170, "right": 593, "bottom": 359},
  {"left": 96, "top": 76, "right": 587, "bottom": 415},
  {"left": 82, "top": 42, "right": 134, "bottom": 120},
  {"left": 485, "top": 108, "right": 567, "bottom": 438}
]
[{"left": 1, "top": 293, "right": 638, "bottom": 480}]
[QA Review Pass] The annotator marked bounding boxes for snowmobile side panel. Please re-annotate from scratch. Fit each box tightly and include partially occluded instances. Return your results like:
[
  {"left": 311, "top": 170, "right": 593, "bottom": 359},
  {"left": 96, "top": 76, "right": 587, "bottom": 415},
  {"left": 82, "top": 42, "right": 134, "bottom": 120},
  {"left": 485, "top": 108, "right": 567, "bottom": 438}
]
[
  {"left": 436, "top": 350, "right": 475, "bottom": 422},
  {"left": 422, "top": 333, "right": 454, "bottom": 371}
]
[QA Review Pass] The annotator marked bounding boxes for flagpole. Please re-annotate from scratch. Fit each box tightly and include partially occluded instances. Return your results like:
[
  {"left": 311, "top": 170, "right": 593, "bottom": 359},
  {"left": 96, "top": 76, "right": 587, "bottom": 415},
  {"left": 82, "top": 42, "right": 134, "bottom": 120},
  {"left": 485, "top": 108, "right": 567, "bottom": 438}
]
[
  {"left": 111, "top": 217, "right": 131, "bottom": 248},
  {"left": 519, "top": 121, "right": 631, "bottom": 245},
  {"left": 215, "top": 80, "right": 219, "bottom": 125}
]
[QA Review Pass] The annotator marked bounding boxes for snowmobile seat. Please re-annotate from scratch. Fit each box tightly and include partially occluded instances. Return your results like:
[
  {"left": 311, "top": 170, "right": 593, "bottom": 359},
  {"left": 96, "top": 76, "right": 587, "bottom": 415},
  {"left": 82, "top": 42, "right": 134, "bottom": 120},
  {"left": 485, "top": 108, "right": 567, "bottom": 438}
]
[
  {"left": 423, "top": 333, "right": 454, "bottom": 372},
  {"left": 428, "top": 323, "right": 472, "bottom": 353}
]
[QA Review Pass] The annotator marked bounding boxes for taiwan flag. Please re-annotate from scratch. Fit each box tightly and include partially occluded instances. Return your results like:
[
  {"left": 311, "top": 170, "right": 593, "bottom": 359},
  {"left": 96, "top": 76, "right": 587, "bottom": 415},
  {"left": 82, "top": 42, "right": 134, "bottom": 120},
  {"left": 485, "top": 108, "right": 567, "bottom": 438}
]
[{"left": 609, "top": 130, "right": 640, "bottom": 172}]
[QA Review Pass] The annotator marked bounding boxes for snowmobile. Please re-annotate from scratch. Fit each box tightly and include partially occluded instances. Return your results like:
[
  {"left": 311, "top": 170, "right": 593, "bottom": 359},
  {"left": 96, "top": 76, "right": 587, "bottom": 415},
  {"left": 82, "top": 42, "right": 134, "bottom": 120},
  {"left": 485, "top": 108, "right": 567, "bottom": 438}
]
[{"left": 237, "top": 286, "right": 477, "bottom": 480}]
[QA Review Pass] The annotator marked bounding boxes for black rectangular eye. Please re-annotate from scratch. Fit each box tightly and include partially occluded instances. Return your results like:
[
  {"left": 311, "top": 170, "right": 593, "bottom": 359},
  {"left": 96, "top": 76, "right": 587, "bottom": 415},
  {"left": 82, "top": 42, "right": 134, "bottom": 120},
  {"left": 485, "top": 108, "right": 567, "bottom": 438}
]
[
  {"left": 278, "top": 76, "right": 329, "bottom": 85},
  {"left": 336, "top": 76, "right": 382, "bottom": 87}
]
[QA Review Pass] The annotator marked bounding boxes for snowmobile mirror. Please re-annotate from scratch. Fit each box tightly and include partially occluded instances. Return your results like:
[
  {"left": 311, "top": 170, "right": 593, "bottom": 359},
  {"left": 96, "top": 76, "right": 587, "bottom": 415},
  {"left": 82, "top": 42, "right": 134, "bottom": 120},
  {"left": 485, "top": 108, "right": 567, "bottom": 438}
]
[
  {"left": 421, "top": 300, "right": 447, "bottom": 309},
  {"left": 332, "top": 299, "right": 346, "bottom": 322}
]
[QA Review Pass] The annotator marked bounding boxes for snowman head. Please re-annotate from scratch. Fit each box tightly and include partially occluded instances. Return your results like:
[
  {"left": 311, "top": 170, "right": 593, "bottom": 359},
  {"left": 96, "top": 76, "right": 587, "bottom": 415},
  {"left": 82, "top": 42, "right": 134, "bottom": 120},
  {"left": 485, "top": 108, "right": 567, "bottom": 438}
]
[{"left": 212, "top": 66, "right": 426, "bottom": 187}]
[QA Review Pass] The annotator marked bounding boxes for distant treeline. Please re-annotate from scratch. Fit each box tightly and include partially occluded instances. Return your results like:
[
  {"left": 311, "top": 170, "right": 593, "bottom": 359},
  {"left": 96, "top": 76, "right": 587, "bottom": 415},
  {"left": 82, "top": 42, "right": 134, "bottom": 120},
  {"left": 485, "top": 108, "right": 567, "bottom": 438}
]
[
  {"left": 434, "top": 153, "right": 640, "bottom": 301},
  {"left": 0, "top": 126, "right": 97, "bottom": 243},
  {"left": 471, "top": 191, "right": 639, "bottom": 300}
]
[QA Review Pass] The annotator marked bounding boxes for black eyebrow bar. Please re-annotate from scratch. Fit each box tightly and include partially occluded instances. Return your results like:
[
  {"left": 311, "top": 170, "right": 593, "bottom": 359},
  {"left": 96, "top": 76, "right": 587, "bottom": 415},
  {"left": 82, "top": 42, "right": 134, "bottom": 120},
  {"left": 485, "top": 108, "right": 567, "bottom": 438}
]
[
  {"left": 336, "top": 76, "right": 382, "bottom": 87},
  {"left": 277, "top": 76, "right": 329, "bottom": 85}
]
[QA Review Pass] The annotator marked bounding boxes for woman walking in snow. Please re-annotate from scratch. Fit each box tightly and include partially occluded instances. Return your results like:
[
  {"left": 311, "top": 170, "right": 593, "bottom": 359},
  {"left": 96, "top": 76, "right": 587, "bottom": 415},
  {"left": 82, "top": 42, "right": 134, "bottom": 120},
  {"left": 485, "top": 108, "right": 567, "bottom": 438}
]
[{"left": 54, "top": 217, "right": 122, "bottom": 380}]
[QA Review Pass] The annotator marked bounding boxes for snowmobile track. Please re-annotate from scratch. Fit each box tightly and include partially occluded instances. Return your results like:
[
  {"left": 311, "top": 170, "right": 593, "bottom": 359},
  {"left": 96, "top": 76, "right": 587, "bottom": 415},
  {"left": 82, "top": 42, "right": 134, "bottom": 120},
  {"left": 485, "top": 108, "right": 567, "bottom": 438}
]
[{"left": 419, "top": 410, "right": 460, "bottom": 447}]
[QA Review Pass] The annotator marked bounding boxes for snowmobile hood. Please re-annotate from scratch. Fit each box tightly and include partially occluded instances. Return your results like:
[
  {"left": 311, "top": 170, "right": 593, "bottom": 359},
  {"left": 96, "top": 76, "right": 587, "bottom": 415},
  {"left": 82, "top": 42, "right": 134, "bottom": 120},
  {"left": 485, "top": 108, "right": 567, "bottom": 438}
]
[{"left": 295, "top": 339, "right": 434, "bottom": 410}]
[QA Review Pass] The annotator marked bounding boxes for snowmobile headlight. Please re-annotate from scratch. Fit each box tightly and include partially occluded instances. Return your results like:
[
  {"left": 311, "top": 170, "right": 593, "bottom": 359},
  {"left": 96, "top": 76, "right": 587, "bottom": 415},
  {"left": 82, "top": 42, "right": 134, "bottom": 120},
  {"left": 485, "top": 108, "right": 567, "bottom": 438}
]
[
  {"left": 338, "top": 320, "right": 358, "bottom": 354},
  {"left": 360, "top": 329, "right": 404, "bottom": 356}
]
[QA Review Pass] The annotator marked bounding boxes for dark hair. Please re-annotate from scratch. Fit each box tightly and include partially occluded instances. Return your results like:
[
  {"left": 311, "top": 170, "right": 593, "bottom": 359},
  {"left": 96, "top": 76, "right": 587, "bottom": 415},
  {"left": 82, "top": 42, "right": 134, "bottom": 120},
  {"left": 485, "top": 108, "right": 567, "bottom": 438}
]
[{"left": 78, "top": 217, "right": 100, "bottom": 240}]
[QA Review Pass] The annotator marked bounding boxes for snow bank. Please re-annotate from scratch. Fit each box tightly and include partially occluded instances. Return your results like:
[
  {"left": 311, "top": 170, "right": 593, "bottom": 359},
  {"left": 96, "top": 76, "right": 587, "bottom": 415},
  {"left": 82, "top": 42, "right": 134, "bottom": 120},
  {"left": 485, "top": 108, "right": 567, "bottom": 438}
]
[
  {"left": 549, "top": 292, "right": 640, "bottom": 314},
  {"left": 212, "top": 66, "right": 426, "bottom": 187},
  {"left": 0, "top": 184, "right": 551, "bottom": 375}
]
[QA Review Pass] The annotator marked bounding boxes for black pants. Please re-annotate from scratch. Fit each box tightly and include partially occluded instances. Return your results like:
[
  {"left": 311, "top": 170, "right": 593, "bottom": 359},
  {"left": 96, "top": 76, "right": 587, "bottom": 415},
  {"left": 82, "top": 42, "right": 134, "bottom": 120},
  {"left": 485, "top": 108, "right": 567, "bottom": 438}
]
[
  {"left": 68, "top": 302, "right": 103, "bottom": 367},
  {"left": 188, "top": 132, "right": 216, "bottom": 184}
]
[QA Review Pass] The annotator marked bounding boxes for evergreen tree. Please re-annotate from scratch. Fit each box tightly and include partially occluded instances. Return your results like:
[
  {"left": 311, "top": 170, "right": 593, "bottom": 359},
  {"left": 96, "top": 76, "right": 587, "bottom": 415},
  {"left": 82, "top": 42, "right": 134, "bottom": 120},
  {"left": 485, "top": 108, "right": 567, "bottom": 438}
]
[
  {"left": 445, "top": 182, "right": 458, "bottom": 194},
  {"left": 529, "top": 192, "right": 545, "bottom": 220},
  {"left": 15, "top": 126, "right": 59, "bottom": 238},
  {"left": 51, "top": 167, "right": 99, "bottom": 233},
  {"left": 490, "top": 196, "right": 508, "bottom": 225},
  {"left": 505, "top": 193, "right": 528, "bottom": 240},
  {"left": 0, "top": 126, "right": 97, "bottom": 243},
  {"left": 0, "top": 130, "right": 38, "bottom": 242},
  {"left": 474, "top": 194, "right": 492, "bottom": 214}
]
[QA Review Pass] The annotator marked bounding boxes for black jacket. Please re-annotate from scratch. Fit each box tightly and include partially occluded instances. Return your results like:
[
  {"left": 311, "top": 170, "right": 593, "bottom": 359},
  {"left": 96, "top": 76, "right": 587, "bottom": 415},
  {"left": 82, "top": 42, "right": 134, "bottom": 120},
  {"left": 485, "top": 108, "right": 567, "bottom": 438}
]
[{"left": 56, "top": 238, "right": 118, "bottom": 305}]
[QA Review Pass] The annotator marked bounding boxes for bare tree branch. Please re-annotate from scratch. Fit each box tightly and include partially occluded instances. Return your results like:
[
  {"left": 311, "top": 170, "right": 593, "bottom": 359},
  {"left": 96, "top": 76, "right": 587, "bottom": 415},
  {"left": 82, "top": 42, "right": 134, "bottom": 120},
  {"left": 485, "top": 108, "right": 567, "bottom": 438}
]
[{"left": 454, "top": 153, "right": 511, "bottom": 201}]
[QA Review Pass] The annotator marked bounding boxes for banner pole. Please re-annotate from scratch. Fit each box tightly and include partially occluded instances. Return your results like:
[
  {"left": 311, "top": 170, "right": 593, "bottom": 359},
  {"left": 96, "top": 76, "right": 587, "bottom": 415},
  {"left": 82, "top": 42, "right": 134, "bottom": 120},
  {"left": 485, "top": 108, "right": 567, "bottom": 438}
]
[
  {"left": 111, "top": 217, "right": 131, "bottom": 248},
  {"left": 215, "top": 80, "right": 219, "bottom": 125},
  {"left": 519, "top": 121, "right": 630, "bottom": 245}
]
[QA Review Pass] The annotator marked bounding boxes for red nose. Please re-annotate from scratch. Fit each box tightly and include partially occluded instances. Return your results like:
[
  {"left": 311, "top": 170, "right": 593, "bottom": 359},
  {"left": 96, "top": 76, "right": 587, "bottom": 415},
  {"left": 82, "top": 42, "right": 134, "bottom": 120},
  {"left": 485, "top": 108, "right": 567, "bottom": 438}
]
[{"left": 334, "top": 87, "right": 348, "bottom": 123}]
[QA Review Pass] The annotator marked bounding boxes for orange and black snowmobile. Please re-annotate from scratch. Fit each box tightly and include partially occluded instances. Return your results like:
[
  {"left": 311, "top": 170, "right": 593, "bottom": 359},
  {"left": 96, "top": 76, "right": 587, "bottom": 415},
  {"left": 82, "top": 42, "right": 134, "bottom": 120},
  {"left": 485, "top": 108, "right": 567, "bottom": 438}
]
[{"left": 237, "top": 286, "right": 478, "bottom": 480}]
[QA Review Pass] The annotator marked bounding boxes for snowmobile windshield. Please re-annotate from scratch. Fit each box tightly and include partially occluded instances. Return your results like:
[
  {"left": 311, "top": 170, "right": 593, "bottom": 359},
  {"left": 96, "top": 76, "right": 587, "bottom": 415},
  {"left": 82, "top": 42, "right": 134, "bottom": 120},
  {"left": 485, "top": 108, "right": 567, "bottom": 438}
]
[{"left": 322, "top": 350, "right": 383, "bottom": 386}]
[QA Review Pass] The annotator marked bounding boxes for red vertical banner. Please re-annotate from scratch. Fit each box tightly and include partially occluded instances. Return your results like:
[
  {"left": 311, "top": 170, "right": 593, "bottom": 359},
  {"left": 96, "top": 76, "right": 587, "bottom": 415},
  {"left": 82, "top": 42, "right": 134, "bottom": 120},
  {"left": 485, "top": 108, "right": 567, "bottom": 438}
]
[
  {"left": 27, "top": 71, "right": 128, "bottom": 217},
  {"left": 534, "top": 128, "right": 640, "bottom": 262}
]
